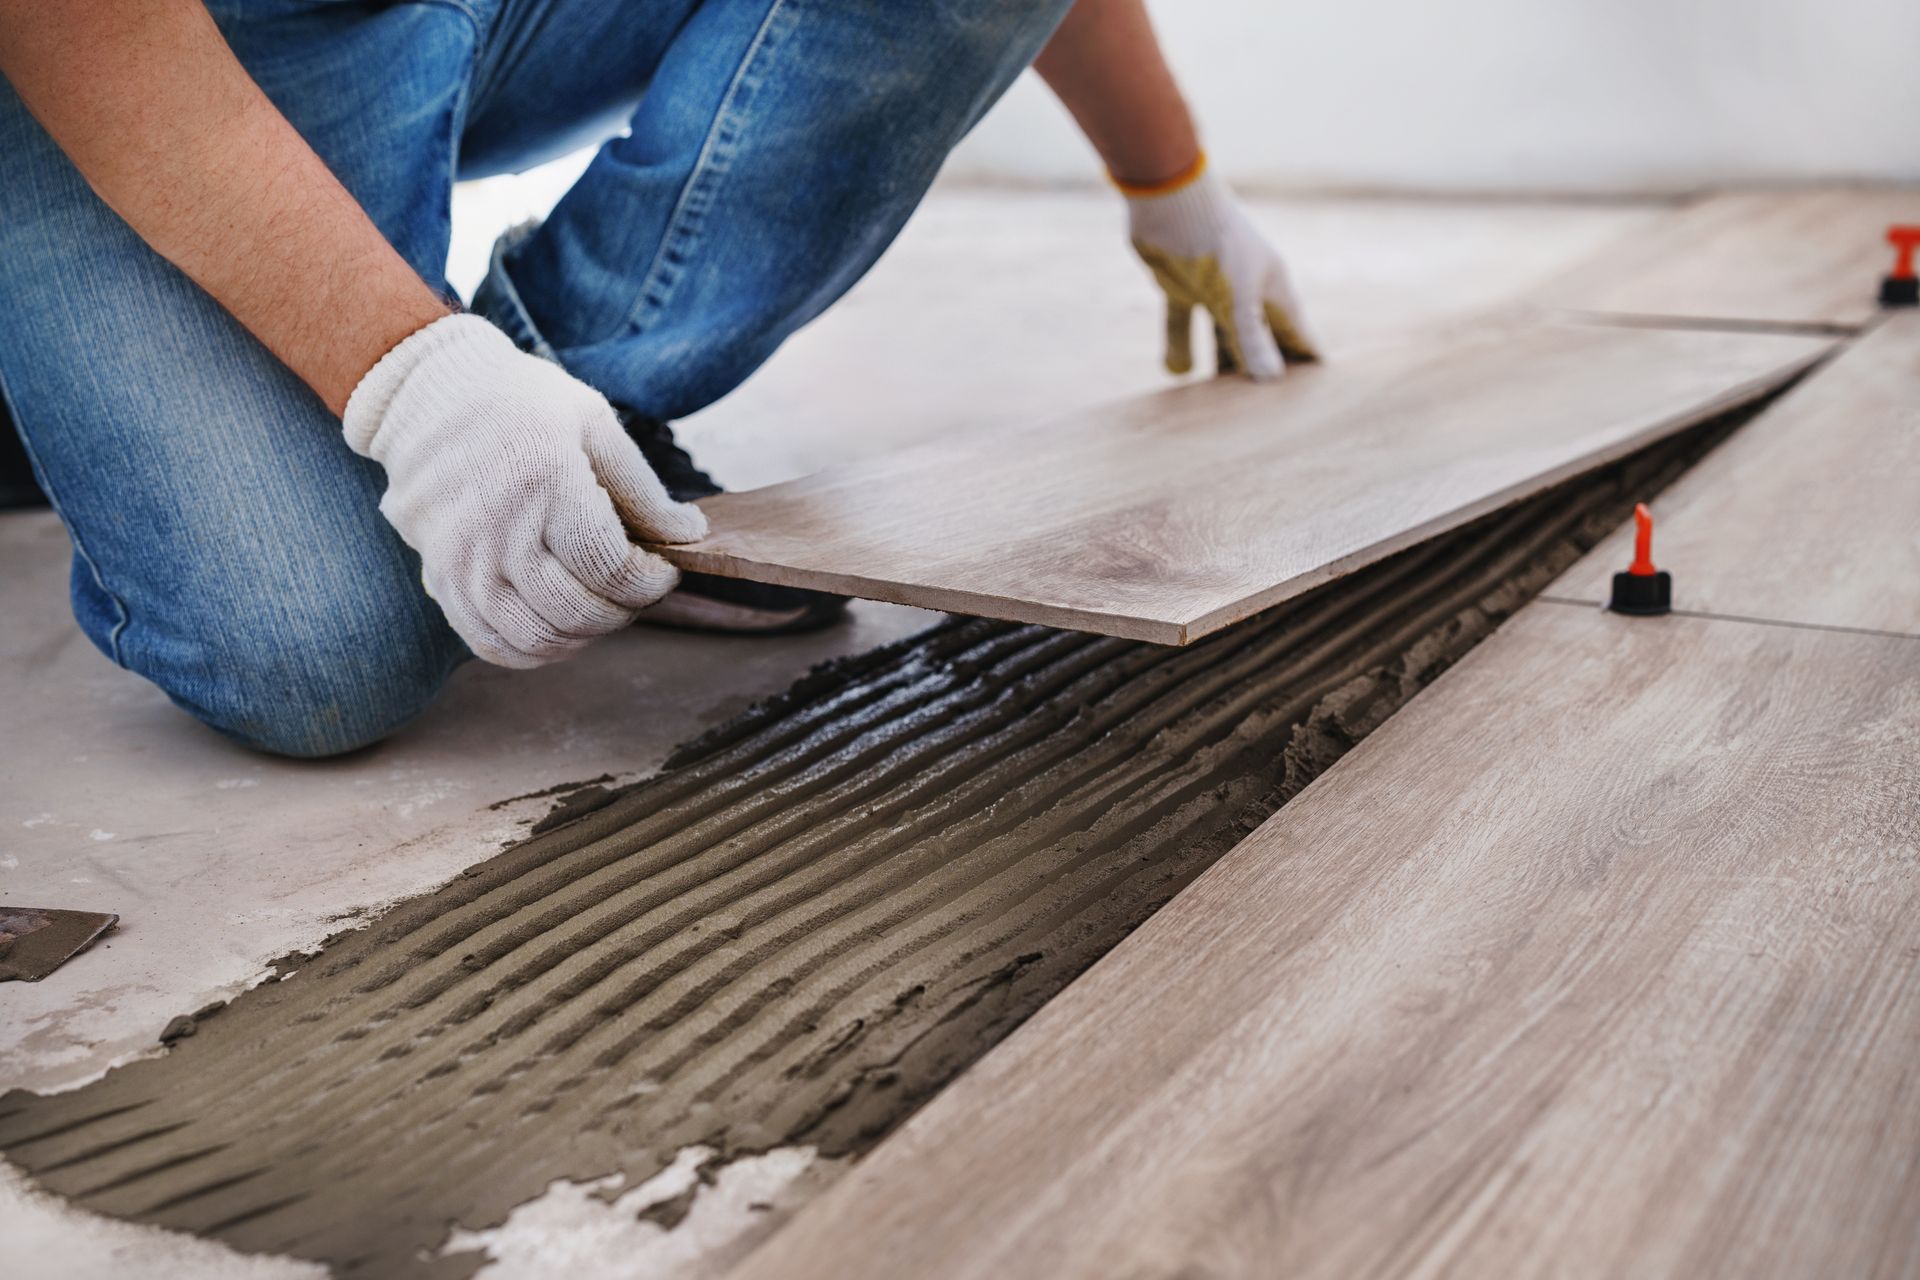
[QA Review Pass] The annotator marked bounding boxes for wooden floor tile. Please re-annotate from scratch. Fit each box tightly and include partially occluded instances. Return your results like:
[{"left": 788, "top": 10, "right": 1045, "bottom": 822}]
[
  {"left": 660, "top": 323, "right": 1828, "bottom": 643},
  {"left": 1553, "top": 312, "right": 1920, "bottom": 636},
  {"left": 1542, "top": 188, "right": 1920, "bottom": 330},
  {"left": 733, "top": 606, "right": 1920, "bottom": 1279}
]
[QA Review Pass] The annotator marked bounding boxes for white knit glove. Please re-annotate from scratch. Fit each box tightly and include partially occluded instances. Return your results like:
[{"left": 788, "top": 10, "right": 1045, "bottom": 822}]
[
  {"left": 343, "top": 314, "right": 708, "bottom": 668},
  {"left": 1125, "top": 159, "right": 1318, "bottom": 381}
]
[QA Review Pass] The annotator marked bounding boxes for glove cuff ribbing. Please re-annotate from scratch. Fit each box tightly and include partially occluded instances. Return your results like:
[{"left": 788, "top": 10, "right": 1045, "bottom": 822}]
[
  {"left": 343, "top": 314, "right": 511, "bottom": 457},
  {"left": 1125, "top": 169, "right": 1236, "bottom": 251}
]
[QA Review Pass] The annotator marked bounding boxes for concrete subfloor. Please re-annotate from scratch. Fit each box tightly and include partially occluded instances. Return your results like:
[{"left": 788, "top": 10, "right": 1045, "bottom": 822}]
[{"left": 0, "top": 181, "right": 1660, "bottom": 1276}]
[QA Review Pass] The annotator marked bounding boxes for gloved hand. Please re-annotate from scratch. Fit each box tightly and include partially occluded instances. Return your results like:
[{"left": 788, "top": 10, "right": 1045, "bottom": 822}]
[
  {"left": 343, "top": 313, "right": 708, "bottom": 668},
  {"left": 1124, "top": 156, "right": 1319, "bottom": 380}
]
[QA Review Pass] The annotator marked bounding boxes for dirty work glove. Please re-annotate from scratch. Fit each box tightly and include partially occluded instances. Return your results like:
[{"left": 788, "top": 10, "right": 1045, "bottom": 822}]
[
  {"left": 343, "top": 313, "right": 708, "bottom": 668},
  {"left": 1123, "top": 155, "right": 1319, "bottom": 380}
]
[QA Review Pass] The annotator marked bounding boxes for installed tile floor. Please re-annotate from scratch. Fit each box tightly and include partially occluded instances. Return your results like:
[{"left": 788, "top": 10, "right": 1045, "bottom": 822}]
[{"left": 0, "top": 179, "right": 1659, "bottom": 1275}]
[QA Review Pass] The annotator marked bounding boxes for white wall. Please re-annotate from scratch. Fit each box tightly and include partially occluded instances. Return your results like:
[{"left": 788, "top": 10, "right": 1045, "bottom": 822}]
[{"left": 947, "top": 0, "right": 1920, "bottom": 194}]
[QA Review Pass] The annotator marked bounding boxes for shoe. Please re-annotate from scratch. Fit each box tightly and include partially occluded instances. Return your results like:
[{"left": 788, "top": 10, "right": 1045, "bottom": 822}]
[
  {"left": 637, "top": 570, "right": 852, "bottom": 634},
  {"left": 617, "top": 407, "right": 724, "bottom": 503},
  {"left": 1, "top": 406, "right": 49, "bottom": 511},
  {"left": 615, "top": 407, "right": 849, "bottom": 635}
]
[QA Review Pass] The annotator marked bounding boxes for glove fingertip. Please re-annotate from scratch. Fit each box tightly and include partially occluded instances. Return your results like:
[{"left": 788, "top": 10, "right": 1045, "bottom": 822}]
[
  {"left": 1244, "top": 330, "right": 1286, "bottom": 381},
  {"left": 1264, "top": 302, "right": 1322, "bottom": 364},
  {"left": 649, "top": 498, "right": 710, "bottom": 545},
  {"left": 1232, "top": 306, "right": 1285, "bottom": 382},
  {"left": 1245, "top": 351, "right": 1286, "bottom": 382},
  {"left": 585, "top": 420, "right": 711, "bottom": 544},
  {"left": 1164, "top": 297, "right": 1195, "bottom": 376},
  {"left": 462, "top": 621, "right": 542, "bottom": 670},
  {"left": 601, "top": 546, "right": 682, "bottom": 610},
  {"left": 486, "top": 645, "right": 547, "bottom": 671}
]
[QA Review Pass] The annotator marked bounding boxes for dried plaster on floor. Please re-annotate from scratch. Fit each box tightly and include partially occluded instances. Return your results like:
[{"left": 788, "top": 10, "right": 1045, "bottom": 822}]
[{"left": 442, "top": 1146, "right": 840, "bottom": 1280}]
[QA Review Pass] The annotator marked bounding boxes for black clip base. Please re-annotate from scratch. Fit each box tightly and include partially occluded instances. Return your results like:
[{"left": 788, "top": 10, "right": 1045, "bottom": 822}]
[{"left": 1609, "top": 570, "right": 1672, "bottom": 616}]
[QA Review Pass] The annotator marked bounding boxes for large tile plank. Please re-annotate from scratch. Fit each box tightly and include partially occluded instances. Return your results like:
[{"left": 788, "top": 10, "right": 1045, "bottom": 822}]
[
  {"left": 733, "top": 607, "right": 1920, "bottom": 1280},
  {"left": 1553, "top": 312, "right": 1920, "bottom": 635},
  {"left": 1542, "top": 188, "right": 1920, "bottom": 330},
  {"left": 661, "top": 324, "right": 1828, "bottom": 643}
]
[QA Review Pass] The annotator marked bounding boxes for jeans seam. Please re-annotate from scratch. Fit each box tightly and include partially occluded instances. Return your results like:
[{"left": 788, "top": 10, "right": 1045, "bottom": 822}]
[
  {"left": 621, "top": 0, "right": 797, "bottom": 336},
  {"left": 420, "top": 0, "right": 485, "bottom": 31},
  {"left": 463, "top": 0, "right": 559, "bottom": 127},
  {"left": 478, "top": 224, "right": 563, "bottom": 360},
  {"left": 0, "top": 369, "right": 132, "bottom": 666}
]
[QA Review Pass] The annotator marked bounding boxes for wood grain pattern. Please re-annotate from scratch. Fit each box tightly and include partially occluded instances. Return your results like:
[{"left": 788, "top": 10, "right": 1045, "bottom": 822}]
[
  {"left": 1542, "top": 188, "right": 1920, "bottom": 330},
  {"left": 733, "top": 607, "right": 1920, "bottom": 1280},
  {"left": 1552, "top": 312, "right": 1920, "bottom": 636},
  {"left": 660, "top": 324, "right": 1829, "bottom": 643}
]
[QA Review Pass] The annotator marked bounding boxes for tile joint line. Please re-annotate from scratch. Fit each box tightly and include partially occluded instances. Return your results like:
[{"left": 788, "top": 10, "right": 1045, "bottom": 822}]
[
  {"left": 1558, "top": 310, "right": 1863, "bottom": 340},
  {"left": 1537, "top": 595, "right": 1920, "bottom": 643}
]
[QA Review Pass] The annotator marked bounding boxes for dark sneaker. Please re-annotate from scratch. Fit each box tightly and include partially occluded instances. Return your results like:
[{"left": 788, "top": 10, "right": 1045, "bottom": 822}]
[
  {"left": 618, "top": 408, "right": 724, "bottom": 503},
  {"left": 1, "top": 405, "right": 49, "bottom": 510},
  {"left": 638, "top": 571, "right": 852, "bottom": 634},
  {"left": 616, "top": 407, "right": 849, "bottom": 635}
]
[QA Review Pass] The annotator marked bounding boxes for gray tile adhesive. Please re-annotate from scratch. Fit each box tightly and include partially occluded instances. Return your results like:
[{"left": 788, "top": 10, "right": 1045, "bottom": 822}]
[{"left": 0, "top": 414, "right": 1758, "bottom": 1278}]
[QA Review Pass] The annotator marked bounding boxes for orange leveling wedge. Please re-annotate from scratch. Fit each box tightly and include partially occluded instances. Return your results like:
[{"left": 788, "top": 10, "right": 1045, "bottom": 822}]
[
  {"left": 1881, "top": 225, "right": 1920, "bottom": 307},
  {"left": 1608, "top": 502, "right": 1672, "bottom": 616}
]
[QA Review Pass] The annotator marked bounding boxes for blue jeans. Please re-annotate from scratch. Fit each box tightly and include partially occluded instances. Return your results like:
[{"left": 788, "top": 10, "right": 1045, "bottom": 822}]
[{"left": 0, "top": 0, "right": 1070, "bottom": 757}]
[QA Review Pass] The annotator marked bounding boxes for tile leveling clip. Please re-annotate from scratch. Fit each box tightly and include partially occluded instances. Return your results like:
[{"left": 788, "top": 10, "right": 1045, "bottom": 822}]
[
  {"left": 1881, "top": 225, "right": 1920, "bottom": 307},
  {"left": 1608, "top": 502, "right": 1671, "bottom": 617}
]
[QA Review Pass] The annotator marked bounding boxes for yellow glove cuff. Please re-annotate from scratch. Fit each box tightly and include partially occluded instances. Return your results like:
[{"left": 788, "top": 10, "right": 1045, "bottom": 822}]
[{"left": 1109, "top": 150, "right": 1208, "bottom": 198}]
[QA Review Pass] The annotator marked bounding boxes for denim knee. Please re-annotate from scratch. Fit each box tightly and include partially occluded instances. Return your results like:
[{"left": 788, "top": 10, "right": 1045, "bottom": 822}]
[
  {"left": 156, "top": 602, "right": 464, "bottom": 759},
  {"left": 78, "top": 553, "right": 468, "bottom": 760}
]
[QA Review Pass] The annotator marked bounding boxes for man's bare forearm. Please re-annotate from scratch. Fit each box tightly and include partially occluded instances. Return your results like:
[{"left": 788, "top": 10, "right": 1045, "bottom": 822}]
[
  {"left": 1032, "top": 0, "right": 1200, "bottom": 187},
  {"left": 0, "top": 0, "right": 450, "bottom": 414}
]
